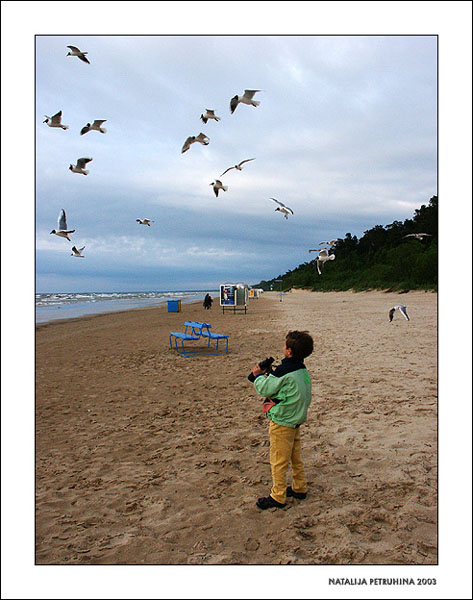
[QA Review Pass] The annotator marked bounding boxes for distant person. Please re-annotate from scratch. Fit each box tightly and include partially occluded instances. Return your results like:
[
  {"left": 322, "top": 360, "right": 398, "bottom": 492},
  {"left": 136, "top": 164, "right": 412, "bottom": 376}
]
[
  {"left": 203, "top": 293, "right": 213, "bottom": 310},
  {"left": 248, "top": 330, "right": 314, "bottom": 510}
]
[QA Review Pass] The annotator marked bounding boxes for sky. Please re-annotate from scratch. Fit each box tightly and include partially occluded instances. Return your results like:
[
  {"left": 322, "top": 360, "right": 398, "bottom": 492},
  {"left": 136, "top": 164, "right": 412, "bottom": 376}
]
[
  {"left": 34, "top": 33, "right": 438, "bottom": 292},
  {"left": 2, "top": 3, "right": 472, "bottom": 600}
]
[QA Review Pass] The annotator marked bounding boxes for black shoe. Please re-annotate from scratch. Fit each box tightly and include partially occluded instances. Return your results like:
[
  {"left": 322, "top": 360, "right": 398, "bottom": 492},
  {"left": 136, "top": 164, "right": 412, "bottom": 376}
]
[
  {"left": 286, "top": 486, "right": 307, "bottom": 500},
  {"left": 256, "top": 495, "right": 286, "bottom": 510}
]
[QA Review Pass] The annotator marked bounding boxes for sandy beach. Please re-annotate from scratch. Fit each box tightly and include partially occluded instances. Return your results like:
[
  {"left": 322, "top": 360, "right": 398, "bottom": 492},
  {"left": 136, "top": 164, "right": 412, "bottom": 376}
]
[{"left": 35, "top": 289, "right": 437, "bottom": 565}]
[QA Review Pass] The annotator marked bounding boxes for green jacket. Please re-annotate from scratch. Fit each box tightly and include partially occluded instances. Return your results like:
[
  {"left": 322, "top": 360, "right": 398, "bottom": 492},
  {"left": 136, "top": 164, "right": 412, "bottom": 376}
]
[{"left": 253, "top": 357, "right": 312, "bottom": 428}]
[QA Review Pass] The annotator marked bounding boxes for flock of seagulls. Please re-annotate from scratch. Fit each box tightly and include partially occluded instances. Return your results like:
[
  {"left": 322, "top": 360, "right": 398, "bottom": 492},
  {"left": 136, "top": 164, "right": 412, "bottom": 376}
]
[
  {"left": 182, "top": 88, "right": 291, "bottom": 217},
  {"left": 46, "top": 44, "right": 156, "bottom": 256},
  {"left": 44, "top": 43, "right": 428, "bottom": 325}
]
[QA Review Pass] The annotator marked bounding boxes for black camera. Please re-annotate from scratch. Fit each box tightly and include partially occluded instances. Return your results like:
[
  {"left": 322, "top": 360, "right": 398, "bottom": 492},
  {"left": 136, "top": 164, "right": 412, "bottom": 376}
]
[
  {"left": 258, "top": 356, "right": 275, "bottom": 372},
  {"left": 248, "top": 356, "right": 275, "bottom": 382}
]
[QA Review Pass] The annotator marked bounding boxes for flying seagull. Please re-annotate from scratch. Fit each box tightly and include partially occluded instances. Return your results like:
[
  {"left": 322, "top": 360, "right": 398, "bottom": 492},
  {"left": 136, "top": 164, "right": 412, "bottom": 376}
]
[
  {"left": 43, "top": 110, "right": 69, "bottom": 130},
  {"left": 316, "top": 249, "right": 336, "bottom": 275},
  {"left": 320, "top": 240, "right": 337, "bottom": 246},
  {"left": 50, "top": 209, "right": 75, "bottom": 241},
  {"left": 71, "top": 245, "right": 85, "bottom": 258},
  {"left": 210, "top": 180, "right": 228, "bottom": 197},
  {"left": 181, "top": 133, "right": 210, "bottom": 153},
  {"left": 230, "top": 89, "right": 261, "bottom": 114},
  {"left": 270, "top": 198, "right": 293, "bottom": 220},
  {"left": 66, "top": 45, "right": 90, "bottom": 64},
  {"left": 403, "top": 233, "right": 432, "bottom": 240},
  {"left": 200, "top": 109, "right": 221, "bottom": 124},
  {"left": 136, "top": 218, "right": 154, "bottom": 226},
  {"left": 80, "top": 120, "right": 107, "bottom": 135},
  {"left": 389, "top": 305, "right": 410, "bottom": 321},
  {"left": 220, "top": 158, "right": 255, "bottom": 177},
  {"left": 69, "top": 157, "right": 92, "bottom": 175}
]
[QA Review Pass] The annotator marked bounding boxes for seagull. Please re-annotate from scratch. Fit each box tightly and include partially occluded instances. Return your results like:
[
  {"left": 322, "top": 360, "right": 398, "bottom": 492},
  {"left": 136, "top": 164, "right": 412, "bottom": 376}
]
[
  {"left": 403, "top": 233, "right": 432, "bottom": 240},
  {"left": 69, "top": 157, "right": 92, "bottom": 175},
  {"left": 200, "top": 109, "right": 221, "bottom": 124},
  {"left": 50, "top": 209, "right": 75, "bottom": 241},
  {"left": 230, "top": 90, "right": 261, "bottom": 114},
  {"left": 270, "top": 198, "right": 293, "bottom": 220},
  {"left": 316, "top": 249, "right": 336, "bottom": 275},
  {"left": 43, "top": 110, "right": 69, "bottom": 130},
  {"left": 80, "top": 120, "right": 107, "bottom": 135},
  {"left": 136, "top": 218, "right": 154, "bottom": 226},
  {"left": 181, "top": 133, "right": 210, "bottom": 153},
  {"left": 389, "top": 305, "right": 410, "bottom": 321},
  {"left": 220, "top": 158, "right": 255, "bottom": 177},
  {"left": 210, "top": 180, "right": 228, "bottom": 197},
  {"left": 71, "top": 246, "right": 85, "bottom": 258},
  {"left": 320, "top": 240, "right": 337, "bottom": 246},
  {"left": 66, "top": 45, "right": 90, "bottom": 64}
]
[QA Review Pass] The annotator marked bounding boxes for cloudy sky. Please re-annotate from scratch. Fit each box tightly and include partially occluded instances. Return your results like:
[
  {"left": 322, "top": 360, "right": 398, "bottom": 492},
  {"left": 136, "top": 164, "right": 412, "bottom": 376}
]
[{"left": 35, "top": 33, "right": 437, "bottom": 292}]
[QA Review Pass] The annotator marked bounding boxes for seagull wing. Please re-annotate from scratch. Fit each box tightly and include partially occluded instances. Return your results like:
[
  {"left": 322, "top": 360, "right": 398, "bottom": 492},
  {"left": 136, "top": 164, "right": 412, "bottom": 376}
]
[
  {"left": 67, "top": 45, "right": 81, "bottom": 52},
  {"left": 181, "top": 136, "right": 194, "bottom": 153},
  {"left": 316, "top": 260, "right": 323, "bottom": 275},
  {"left": 389, "top": 308, "right": 395, "bottom": 322},
  {"left": 238, "top": 158, "right": 255, "bottom": 167},
  {"left": 77, "top": 157, "right": 92, "bottom": 168},
  {"left": 58, "top": 209, "right": 67, "bottom": 230},
  {"left": 270, "top": 198, "right": 285, "bottom": 208},
  {"left": 78, "top": 246, "right": 85, "bottom": 253},
  {"left": 220, "top": 166, "right": 234, "bottom": 177},
  {"left": 308, "top": 249, "right": 318, "bottom": 252},
  {"left": 80, "top": 125, "right": 90, "bottom": 135},
  {"left": 196, "top": 133, "right": 209, "bottom": 144},
  {"left": 230, "top": 95, "right": 239, "bottom": 114},
  {"left": 92, "top": 120, "right": 106, "bottom": 127},
  {"left": 399, "top": 306, "right": 410, "bottom": 320},
  {"left": 71, "top": 246, "right": 78, "bottom": 253},
  {"left": 243, "top": 90, "right": 261, "bottom": 100},
  {"left": 51, "top": 111, "right": 63, "bottom": 125}
]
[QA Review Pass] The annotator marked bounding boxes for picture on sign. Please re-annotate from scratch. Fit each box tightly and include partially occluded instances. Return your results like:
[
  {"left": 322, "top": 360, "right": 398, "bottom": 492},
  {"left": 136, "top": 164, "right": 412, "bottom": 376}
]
[{"left": 220, "top": 284, "right": 236, "bottom": 306}]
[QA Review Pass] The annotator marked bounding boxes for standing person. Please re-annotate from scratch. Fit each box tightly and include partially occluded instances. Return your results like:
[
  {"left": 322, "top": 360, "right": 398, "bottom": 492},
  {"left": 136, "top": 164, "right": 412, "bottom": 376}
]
[
  {"left": 203, "top": 293, "right": 213, "bottom": 309},
  {"left": 248, "top": 330, "right": 314, "bottom": 510}
]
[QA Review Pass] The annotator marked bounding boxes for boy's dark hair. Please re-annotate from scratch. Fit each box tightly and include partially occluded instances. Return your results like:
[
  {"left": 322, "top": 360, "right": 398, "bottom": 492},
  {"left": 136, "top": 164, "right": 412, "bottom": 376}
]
[{"left": 286, "top": 330, "right": 314, "bottom": 361}]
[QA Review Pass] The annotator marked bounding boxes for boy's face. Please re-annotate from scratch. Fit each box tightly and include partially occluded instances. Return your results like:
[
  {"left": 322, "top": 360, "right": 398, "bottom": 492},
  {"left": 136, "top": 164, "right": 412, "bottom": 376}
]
[{"left": 283, "top": 340, "right": 293, "bottom": 358}]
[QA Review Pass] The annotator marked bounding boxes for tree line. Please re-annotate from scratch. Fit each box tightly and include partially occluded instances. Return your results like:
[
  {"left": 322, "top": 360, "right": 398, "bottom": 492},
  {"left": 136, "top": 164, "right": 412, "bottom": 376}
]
[{"left": 254, "top": 195, "right": 438, "bottom": 293}]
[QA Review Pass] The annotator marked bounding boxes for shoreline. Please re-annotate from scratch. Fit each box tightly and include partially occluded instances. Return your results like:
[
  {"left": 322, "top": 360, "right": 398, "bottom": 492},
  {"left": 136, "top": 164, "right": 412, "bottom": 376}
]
[{"left": 35, "top": 289, "right": 437, "bottom": 565}]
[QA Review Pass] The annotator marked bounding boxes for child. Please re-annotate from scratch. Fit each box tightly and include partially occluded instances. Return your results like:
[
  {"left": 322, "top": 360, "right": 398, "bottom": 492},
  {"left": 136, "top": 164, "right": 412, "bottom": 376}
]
[{"left": 249, "top": 330, "right": 313, "bottom": 510}]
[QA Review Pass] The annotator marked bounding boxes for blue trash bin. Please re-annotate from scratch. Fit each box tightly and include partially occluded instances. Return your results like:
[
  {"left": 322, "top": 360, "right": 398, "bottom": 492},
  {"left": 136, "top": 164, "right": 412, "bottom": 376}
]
[{"left": 167, "top": 299, "right": 181, "bottom": 312}]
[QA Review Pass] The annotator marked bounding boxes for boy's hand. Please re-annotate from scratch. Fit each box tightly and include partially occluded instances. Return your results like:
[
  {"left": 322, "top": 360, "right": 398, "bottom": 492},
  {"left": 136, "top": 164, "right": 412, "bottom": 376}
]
[{"left": 252, "top": 364, "right": 264, "bottom": 377}]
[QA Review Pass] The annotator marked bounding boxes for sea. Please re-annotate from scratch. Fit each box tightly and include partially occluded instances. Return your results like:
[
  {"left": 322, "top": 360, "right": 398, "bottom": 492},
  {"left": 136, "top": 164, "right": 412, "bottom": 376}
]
[{"left": 35, "top": 290, "right": 218, "bottom": 324}]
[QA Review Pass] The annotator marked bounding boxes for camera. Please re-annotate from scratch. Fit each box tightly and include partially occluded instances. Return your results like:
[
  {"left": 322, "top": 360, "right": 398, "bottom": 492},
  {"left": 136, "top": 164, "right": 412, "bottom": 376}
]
[
  {"left": 258, "top": 356, "right": 275, "bottom": 372},
  {"left": 248, "top": 356, "right": 275, "bottom": 382}
]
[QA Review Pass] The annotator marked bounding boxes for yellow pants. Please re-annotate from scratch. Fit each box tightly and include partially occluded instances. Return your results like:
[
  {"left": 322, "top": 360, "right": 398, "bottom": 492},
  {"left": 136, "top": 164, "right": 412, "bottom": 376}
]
[{"left": 269, "top": 421, "right": 307, "bottom": 504}]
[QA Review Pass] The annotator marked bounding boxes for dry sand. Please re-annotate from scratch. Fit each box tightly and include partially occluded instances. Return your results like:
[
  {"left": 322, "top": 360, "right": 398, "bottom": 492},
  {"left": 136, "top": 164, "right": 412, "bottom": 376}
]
[{"left": 35, "top": 290, "right": 437, "bottom": 565}]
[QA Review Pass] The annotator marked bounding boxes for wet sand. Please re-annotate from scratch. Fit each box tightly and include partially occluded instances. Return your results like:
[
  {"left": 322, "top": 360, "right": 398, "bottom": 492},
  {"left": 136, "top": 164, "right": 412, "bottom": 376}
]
[{"left": 35, "top": 289, "right": 437, "bottom": 565}]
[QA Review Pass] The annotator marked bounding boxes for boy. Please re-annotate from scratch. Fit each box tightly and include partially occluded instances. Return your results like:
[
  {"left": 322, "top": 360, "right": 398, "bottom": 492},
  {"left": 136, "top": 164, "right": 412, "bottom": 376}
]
[{"left": 249, "top": 330, "right": 313, "bottom": 510}]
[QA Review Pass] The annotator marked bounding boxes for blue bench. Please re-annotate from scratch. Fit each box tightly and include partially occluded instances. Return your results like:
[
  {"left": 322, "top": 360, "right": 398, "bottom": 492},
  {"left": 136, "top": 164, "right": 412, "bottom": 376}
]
[
  {"left": 169, "top": 321, "right": 229, "bottom": 357},
  {"left": 201, "top": 330, "right": 229, "bottom": 353}
]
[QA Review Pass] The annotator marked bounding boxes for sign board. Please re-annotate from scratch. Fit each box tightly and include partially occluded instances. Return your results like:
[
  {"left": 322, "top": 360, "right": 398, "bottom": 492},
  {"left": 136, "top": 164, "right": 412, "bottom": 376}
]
[{"left": 220, "top": 284, "right": 248, "bottom": 306}]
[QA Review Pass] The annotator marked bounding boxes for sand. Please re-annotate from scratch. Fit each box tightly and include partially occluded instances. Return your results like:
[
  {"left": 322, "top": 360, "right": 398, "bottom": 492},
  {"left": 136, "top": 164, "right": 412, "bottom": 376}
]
[{"left": 35, "top": 290, "right": 437, "bottom": 565}]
